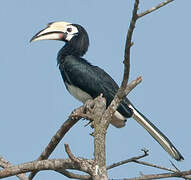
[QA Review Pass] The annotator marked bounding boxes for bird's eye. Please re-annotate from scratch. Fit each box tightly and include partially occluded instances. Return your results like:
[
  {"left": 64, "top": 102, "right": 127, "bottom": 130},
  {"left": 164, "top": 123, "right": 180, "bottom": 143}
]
[{"left": 67, "top": 27, "right": 72, "bottom": 33}]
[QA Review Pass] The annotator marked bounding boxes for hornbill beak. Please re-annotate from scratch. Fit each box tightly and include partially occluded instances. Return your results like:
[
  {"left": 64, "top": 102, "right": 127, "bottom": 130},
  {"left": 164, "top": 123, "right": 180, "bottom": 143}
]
[{"left": 30, "top": 21, "right": 72, "bottom": 43}]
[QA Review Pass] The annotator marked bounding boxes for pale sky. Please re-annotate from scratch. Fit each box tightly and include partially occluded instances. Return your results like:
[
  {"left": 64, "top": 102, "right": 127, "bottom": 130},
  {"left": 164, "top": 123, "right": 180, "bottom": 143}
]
[{"left": 0, "top": 1, "right": 190, "bottom": 179}]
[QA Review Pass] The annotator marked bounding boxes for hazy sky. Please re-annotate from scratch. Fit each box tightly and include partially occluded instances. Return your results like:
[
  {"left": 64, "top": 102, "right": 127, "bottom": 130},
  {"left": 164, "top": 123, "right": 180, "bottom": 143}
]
[{"left": 0, "top": 1, "right": 190, "bottom": 179}]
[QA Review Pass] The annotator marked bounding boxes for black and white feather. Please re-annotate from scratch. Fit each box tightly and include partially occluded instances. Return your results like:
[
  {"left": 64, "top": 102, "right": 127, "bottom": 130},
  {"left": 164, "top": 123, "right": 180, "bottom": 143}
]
[{"left": 30, "top": 21, "right": 184, "bottom": 161}]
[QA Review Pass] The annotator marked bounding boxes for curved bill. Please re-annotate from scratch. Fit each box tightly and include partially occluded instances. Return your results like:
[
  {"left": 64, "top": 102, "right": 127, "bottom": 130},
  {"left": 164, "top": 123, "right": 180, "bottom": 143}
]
[{"left": 30, "top": 21, "right": 71, "bottom": 42}]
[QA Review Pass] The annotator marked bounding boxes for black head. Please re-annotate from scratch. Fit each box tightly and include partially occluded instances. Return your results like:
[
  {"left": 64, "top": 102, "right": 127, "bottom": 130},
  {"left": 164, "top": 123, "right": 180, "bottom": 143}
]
[
  {"left": 68, "top": 24, "right": 89, "bottom": 57},
  {"left": 30, "top": 21, "right": 89, "bottom": 57}
]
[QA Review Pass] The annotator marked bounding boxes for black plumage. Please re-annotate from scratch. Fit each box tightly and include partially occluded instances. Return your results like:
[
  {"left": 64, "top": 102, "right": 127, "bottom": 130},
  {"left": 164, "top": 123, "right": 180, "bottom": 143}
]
[
  {"left": 58, "top": 55, "right": 133, "bottom": 118},
  {"left": 57, "top": 24, "right": 133, "bottom": 118},
  {"left": 30, "top": 21, "right": 184, "bottom": 161}
]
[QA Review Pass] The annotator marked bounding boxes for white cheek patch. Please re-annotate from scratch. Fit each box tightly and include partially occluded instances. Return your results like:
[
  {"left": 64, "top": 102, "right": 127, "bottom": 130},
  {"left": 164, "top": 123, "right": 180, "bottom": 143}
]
[
  {"left": 65, "top": 26, "right": 78, "bottom": 41},
  {"left": 65, "top": 34, "right": 74, "bottom": 41}
]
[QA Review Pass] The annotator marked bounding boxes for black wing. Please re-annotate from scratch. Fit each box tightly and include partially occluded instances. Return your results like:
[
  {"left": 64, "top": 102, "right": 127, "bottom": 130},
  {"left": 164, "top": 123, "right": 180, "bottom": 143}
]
[{"left": 59, "top": 55, "right": 132, "bottom": 118}]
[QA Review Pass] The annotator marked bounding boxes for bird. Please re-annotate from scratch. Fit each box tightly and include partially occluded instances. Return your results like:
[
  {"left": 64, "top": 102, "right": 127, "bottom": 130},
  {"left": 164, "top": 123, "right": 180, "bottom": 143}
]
[{"left": 30, "top": 21, "right": 184, "bottom": 161}]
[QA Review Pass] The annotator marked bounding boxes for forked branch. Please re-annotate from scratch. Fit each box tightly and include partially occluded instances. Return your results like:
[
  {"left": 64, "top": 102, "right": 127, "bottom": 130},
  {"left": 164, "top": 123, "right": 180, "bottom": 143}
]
[
  {"left": 0, "top": 156, "right": 28, "bottom": 180},
  {"left": 28, "top": 106, "right": 84, "bottom": 179},
  {"left": 12, "top": 0, "right": 181, "bottom": 180},
  {"left": 138, "top": 0, "right": 174, "bottom": 18}
]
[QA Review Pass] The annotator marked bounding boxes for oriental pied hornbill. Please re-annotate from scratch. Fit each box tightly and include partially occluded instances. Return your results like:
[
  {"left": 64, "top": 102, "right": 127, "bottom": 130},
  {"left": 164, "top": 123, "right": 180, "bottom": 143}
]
[{"left": 30, "top": 21, "right": 183, "bottom": 161}]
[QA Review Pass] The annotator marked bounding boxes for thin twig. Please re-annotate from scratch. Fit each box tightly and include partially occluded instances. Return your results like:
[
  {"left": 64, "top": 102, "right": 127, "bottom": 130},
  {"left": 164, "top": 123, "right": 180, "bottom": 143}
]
[
  {"left": 133, "top": 159, "right": 177, "bottom": 173},
  {"left": 169, "top": 161, "right": 191, "bottom": 180},
  {"left": 124, "top": 169, "right": 191, "bottom": 180},
  {"left": 121, "top": 0, "right": 174, "bottom": 87},
  {"left": 107, "top": 149, "right": 148, "bottom": 170},
  {"left": 64, "top": 144, "right": 77, "bottom": 162},
  {"left": 134, "top": 160, "right": 191, "bottom": 180},
  {"left": 138, "top": 0, "right": 174, "bottom": 18},
  {"left": 64, "top": 143, "right": 94, "bottom": 177},
  {"left": 124, "top": 76, "right": 142, "bottom": 95},
  {"left": 121, "top": 0, "right": 139, "bottom": 88},
  {"left": 169, "top": 160, "right": 181, "bottom": 172}
]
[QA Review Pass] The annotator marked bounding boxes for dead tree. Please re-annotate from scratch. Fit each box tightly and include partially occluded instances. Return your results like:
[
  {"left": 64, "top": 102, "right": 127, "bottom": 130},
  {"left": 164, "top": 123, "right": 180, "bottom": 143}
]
[{"left": 0, "top": 0, "right": 190, "bottom": 179}]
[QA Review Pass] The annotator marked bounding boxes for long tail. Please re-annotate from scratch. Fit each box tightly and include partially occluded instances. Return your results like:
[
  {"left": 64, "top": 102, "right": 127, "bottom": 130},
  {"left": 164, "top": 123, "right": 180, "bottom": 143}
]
[{"left": 128, "top": 104, "right": 184, "bottom": 161}]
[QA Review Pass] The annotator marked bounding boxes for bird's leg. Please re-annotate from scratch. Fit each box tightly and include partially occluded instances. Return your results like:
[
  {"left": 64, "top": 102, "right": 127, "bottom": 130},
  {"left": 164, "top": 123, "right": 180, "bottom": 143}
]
[
  {"left": 83, "top": 99, "right": 96, "bottom": 128},
  {"left": 84, "top": 99, "right": 95, "bottom": 114},
  {"left": 69, "top": 99, "right": 96, "bottom": 128}
]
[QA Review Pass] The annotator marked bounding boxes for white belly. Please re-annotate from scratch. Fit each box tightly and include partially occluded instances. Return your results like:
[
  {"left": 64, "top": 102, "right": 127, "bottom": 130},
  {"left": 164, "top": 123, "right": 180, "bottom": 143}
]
[
  {"left": 66, "top": 82, "right": 126, "bottom": 128},
  {"left": 65, "top": 83, "right": 92, "bottom": 103}
]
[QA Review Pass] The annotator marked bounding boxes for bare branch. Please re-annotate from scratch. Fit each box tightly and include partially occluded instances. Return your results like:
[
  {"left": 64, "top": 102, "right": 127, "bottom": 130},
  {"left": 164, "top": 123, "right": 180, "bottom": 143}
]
[
  {"left": 65, "top": 144, "right": 78, "bottom": 163},
  {"left": 0, "top": 158, "right": 92, "bottom": 179},
  {"left": 28, "top": 106, "right": 84, "bottom": 180},
  {"left": 90, "top": 78, "right": 142, "bottom": 179},
  {"left": 0, "top": 156, "right": 9, "bottom": 168},
  {"left": 56, "top": 169, "right": 91, "bottom": 180},
  {"left": 138, "top": 0, "right": 174, "bottom": 18},
  {"left": 121, "top": 0, "right": 174, "bottom": 87},
  {"left": 0, "top": 156, "right": 28, "bottom": 180},
  {"left": 169, "top": 160, "right": 181, "bottom": 172},
  {"left": 91, "top": 95, "right": 108, "bottom": 179},
  {"left": 64, "top": 143, "right": 97, "bottom": 178},
  {"left": 133, "top": 160, "right": 191, "bottom": 180},
  {"left": 1, "top": 157, "right": 191, "bottom": 180},
  {"left": 133, "top": 160, "right": 177, "bottom": 173},
  {"left": 121, "top": 0, "right": 139, "bottom": 87},
  {"left": 24, "top": 1, "right": 176, "bottom": 180},
  {"left": 124, "top": 169, "right": 191, "bottom": 180},
  {"left": 169, "top": 161, "right": 191, "bottom": 180},
  {"left": 107, "top": 149, "right": 148, "bottom": 170},
  {"left": 124, "top": 76, "right": 142, "bottom": 95},
  {"left": 59, "top": 144, "right": 94, "bottom": 179}
]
